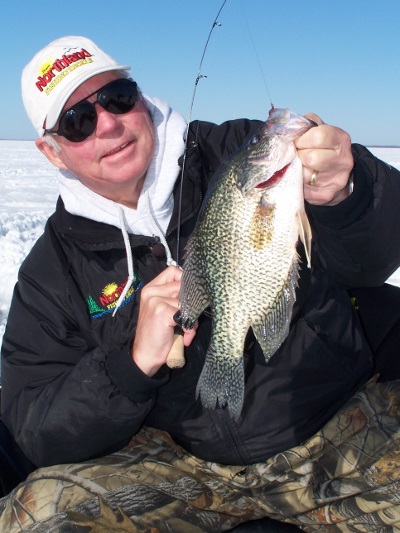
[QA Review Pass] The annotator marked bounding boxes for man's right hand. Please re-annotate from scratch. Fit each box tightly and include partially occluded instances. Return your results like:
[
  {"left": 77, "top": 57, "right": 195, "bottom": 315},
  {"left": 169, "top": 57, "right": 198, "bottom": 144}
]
[{"left": 131, "top": 266, "right": 197, "bottom": 376}]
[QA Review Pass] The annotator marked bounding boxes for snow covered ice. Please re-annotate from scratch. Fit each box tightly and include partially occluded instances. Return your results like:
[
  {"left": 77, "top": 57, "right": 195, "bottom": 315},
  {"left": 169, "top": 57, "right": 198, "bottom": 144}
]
[
  {"left": 0, "top": 141, "right": 59, "bottom": 350},
  {"left": 1, "top": 140, "right": 400, "bottom": 358}
]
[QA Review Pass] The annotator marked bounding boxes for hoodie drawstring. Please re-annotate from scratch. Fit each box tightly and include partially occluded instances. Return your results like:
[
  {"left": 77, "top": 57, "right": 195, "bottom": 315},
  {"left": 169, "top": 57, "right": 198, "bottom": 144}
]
[
  {"left": 112, "top": 194, "right": 176, "bottom": 317},
  {"left": 112, "top": 206, "right": 135, "bottom": 317},
  {"left": 144, "top": 190, "right": 177, "bottom": 267}
]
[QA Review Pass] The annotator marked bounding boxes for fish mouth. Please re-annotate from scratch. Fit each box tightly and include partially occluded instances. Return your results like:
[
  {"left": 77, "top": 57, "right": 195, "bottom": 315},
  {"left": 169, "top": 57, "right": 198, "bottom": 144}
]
[
  {"left": 255, "top": 162, "right": 291, "bottom": 189},
  {"left": 236, "top": 160, "right": 292, "bottom": 194}
]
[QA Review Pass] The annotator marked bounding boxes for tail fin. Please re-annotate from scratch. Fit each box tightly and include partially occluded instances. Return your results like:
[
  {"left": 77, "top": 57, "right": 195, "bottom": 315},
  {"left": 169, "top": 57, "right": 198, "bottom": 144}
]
[{"left": 196, "top": 346, "right": 245, "bottom": 420}]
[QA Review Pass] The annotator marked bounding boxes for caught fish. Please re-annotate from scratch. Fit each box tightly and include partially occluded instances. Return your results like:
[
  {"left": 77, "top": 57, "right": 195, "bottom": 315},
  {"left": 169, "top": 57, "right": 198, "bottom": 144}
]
[{"left": 178, "top": 108, "right": 316, "bottom": 419}]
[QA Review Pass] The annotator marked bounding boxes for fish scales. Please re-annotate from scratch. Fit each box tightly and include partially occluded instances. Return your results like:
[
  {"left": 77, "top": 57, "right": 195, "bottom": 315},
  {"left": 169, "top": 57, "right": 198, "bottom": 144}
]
[{"left": 178, "top": 108, "right": 315, "bottom": 419}]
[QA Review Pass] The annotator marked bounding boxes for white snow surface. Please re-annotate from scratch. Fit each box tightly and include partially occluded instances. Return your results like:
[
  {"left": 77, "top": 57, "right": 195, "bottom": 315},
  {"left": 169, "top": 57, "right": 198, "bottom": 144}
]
[{"left": 1, "top": 141, "right": 400, "bottom": 352}]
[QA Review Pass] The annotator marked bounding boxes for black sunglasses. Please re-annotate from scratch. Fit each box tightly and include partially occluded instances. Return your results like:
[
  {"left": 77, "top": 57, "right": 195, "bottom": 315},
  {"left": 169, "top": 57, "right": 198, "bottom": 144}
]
[{"left": 46, "top": 78, "right": 140, "bottom": 143}]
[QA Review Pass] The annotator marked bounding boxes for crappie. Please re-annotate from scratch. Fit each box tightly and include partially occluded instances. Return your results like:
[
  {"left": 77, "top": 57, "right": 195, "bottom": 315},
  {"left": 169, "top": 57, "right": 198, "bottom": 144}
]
[{"left": 178, "top": 108, "right": 316, "bottom": 419}]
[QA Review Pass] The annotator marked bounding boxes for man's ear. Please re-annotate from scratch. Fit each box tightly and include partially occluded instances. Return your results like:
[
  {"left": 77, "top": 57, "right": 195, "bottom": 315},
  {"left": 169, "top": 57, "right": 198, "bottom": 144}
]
[{"left": 35, "top": 137, "right": 68, "bottom": 169}]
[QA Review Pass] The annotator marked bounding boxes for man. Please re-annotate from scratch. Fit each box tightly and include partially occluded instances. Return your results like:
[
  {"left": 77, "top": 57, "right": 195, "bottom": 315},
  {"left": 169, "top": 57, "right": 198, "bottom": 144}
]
[{"left": 1, "top": 36, "right": 400, "bottom": 531}]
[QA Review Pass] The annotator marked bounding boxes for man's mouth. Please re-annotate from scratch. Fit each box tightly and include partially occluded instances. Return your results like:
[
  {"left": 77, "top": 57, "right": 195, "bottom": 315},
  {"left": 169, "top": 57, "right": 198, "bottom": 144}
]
[{"left": 104, "top": 141, "right": 131, "bottom": 157}]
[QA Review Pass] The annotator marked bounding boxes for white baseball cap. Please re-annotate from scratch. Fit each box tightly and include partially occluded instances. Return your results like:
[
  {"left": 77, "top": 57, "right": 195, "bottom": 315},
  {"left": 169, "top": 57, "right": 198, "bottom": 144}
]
[{"left": 22, "top": 36, "right": 131, "bottom": 137}]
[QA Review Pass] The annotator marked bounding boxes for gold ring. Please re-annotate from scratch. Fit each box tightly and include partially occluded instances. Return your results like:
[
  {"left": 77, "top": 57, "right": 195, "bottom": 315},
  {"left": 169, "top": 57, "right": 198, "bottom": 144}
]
[{"left": 309, "top": 170, "right": 319, "bottom": 186}]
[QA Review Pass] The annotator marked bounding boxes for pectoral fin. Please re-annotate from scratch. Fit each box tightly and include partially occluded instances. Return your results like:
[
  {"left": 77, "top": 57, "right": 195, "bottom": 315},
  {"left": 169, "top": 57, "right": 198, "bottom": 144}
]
[{"left": 297, "top": 208, "right": 312, "bottom": 268}]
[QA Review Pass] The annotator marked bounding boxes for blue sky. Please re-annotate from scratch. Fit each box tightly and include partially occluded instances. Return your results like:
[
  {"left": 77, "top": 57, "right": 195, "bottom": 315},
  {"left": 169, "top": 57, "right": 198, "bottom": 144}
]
[{"left": 1, "top": 0, "right": 399, "bottom": 145}]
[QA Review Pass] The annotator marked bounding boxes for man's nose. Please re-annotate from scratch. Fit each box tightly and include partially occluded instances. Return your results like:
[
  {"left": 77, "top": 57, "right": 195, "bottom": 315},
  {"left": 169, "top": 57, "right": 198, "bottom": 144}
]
[{"left": 94, "top": 103, "right": 121, "bottom": 135}]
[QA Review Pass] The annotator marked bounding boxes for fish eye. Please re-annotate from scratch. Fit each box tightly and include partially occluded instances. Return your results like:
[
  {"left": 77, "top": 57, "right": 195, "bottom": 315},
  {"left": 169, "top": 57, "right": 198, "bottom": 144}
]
[{"left": 250, "top": 134, "right": 260, "bottom": 145}]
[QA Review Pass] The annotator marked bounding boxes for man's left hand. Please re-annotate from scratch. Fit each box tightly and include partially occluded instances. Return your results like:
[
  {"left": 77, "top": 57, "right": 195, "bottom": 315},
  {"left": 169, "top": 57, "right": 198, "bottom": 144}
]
[{"left": 295, "top": 113, "right": 354, "bottom": 206}]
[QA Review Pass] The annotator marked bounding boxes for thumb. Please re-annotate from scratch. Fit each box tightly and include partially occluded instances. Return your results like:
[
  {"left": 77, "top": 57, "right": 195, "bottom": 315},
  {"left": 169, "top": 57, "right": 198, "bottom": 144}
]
[{"left": 303, "top": 112, "right": 324, "bottom": 126}]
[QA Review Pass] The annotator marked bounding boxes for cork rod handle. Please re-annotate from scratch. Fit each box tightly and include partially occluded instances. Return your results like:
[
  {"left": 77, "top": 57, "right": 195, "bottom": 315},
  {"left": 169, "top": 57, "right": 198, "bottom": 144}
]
[{"left": 166, "top": 327, "right": 185, "bottom": 369}]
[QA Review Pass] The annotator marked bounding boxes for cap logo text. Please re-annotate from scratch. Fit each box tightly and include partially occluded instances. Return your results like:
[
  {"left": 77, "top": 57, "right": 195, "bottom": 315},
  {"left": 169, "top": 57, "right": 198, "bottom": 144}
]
[{"left": 36, "top": 48, "right": 93, "bottom": 93}]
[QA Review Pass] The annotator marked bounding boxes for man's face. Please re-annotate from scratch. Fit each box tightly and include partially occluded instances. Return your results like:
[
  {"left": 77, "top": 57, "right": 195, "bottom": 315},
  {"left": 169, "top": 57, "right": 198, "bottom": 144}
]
[{"left": 37, "top": 71, "right": 155, "bottom": 208}]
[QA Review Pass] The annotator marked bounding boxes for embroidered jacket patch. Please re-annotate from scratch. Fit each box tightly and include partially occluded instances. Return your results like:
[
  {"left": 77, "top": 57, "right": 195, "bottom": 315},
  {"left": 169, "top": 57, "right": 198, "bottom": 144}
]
[{"left": 87, "top": 273, "right": 142, "bottom": 318}]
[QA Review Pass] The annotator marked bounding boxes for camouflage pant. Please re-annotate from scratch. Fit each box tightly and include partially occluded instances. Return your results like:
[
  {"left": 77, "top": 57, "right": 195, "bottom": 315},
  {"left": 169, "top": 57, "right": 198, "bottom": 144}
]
[{"left": 1, "top": 379, "right": 400, "bottom": 532}]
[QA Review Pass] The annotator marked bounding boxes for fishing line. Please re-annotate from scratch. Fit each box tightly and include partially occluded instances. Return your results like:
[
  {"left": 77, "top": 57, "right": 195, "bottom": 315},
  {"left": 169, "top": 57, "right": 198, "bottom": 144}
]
[
  {"left": 239, "top": 0, "right": 274, "bottom": 108},
  {"left": 175, "top": 0, "right": 229, "bottom": 264}
]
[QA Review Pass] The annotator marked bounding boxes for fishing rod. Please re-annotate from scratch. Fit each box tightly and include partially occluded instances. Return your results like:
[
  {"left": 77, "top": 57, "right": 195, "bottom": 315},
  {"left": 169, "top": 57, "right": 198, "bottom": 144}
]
[{"left": 175, "top": 0, "right": 229, "bottom": 264}]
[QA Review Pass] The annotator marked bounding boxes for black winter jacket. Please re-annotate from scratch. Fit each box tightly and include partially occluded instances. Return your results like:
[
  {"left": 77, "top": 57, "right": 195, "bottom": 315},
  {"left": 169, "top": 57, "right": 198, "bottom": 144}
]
[{"left": 2, "top": 119, "right": 400, "bottom": 468}]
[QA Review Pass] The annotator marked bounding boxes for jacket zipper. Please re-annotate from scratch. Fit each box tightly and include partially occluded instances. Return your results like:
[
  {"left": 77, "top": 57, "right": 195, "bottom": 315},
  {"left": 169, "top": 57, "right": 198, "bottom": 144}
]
[{"left": 215, "top": 405, "right": 247, "bottom": 465}]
